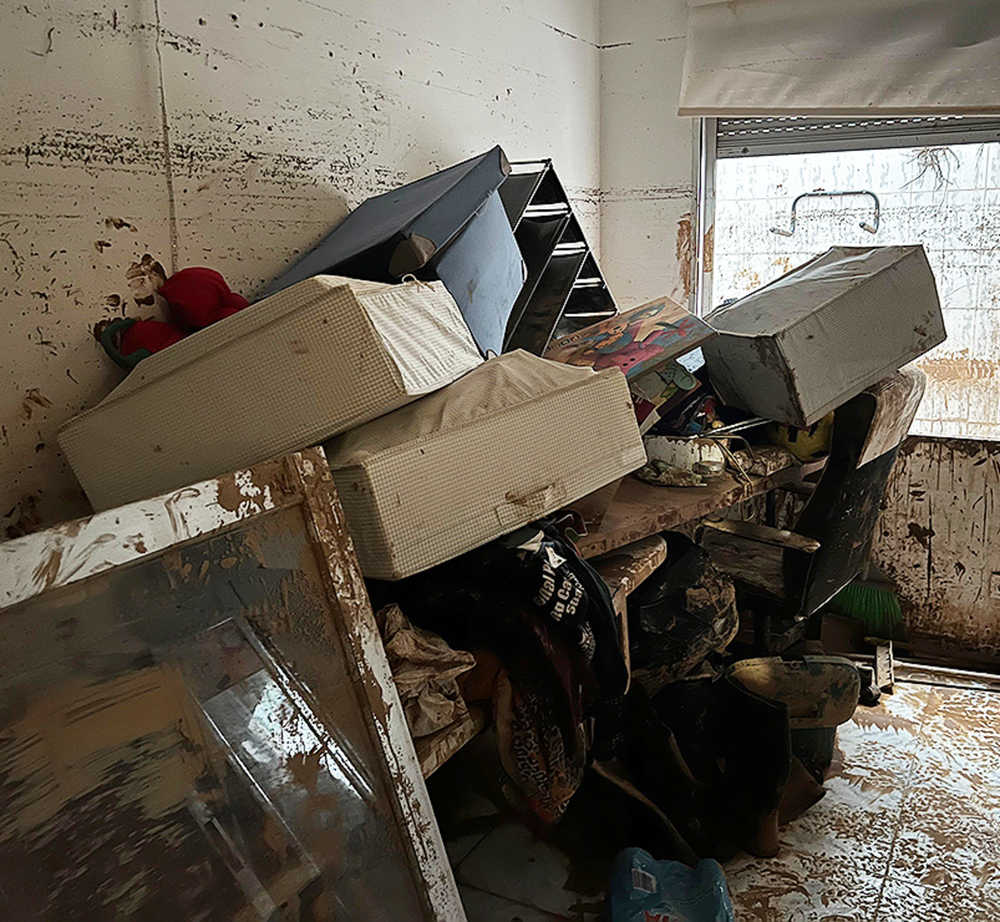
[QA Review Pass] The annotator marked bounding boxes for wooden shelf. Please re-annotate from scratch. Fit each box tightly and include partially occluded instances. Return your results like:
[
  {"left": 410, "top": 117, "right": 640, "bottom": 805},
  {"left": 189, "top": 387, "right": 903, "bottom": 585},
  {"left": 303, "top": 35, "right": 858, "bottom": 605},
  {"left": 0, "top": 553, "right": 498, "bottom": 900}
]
[
  {"left": 592, "top": 535, "right": 668, "bottom": 618},
  {"left": 408, "top": 460, "right": 820, "bottom": 778},
  {"left": 409, "top": 463, "right": 823, "bottom": 777},
  {"left": 574, "top": 462, "right": 821, "bottom": 560},
  {"left": 413, "top": 537, "right": 670, "bottom": 776},
  {"left": 414, "top": 706, "right": 488, "bottom": 778},
  {"left": 412, "top": 533, "right": 679, "bottom": 776},
  {"left": 592, "top": 535, "right": 669, "bottom": 687}
]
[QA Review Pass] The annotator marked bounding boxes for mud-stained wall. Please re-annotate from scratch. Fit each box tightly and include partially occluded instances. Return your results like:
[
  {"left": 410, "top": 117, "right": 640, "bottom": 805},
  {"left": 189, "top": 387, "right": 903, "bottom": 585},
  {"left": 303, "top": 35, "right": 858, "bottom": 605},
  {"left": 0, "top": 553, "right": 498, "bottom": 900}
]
[
  {"left": 599, "top": 0, "right": 695, "bottom": 309},
  {"left": 874, "top": 437, "right": 1000, "bottom": 656},
  {"left": 0, "top": 0, "right": 601, "bottom": 532}
]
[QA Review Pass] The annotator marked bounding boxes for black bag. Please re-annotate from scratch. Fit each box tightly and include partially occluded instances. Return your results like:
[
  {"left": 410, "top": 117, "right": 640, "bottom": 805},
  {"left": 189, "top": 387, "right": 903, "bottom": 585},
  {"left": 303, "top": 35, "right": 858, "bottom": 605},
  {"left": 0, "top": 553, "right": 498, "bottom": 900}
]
[{"left": 627, "top": 533, "right": 738, "bottom": 696}]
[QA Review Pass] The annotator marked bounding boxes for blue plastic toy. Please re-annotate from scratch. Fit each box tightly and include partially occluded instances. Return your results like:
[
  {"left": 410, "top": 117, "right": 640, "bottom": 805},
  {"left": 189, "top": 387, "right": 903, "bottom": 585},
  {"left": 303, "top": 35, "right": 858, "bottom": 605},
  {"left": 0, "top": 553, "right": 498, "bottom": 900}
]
[{"left": 607, "top": 848, "right": 735, "bottom": 922}]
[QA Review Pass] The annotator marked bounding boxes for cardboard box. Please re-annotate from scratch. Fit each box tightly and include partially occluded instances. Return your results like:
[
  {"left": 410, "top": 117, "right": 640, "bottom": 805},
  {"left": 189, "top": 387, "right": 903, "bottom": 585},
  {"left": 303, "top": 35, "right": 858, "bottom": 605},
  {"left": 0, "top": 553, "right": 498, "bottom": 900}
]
[{"left": 702, "top": 246, "right": 945, "bottom": 427}]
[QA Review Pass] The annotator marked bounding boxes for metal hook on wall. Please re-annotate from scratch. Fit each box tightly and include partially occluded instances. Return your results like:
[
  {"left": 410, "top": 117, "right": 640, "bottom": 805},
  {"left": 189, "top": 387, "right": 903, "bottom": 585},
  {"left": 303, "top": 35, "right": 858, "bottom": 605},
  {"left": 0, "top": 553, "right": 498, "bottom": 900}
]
[{"left": 770, "top": 190, "right": 881, "bottom": 237}]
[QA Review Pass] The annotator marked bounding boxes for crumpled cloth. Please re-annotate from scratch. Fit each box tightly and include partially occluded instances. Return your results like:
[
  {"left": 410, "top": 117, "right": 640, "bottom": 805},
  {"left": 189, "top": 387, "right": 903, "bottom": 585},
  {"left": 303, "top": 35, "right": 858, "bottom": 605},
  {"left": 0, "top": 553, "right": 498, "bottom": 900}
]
[{"left": 376, "top": 604, "right": 476, "bottom": 739}]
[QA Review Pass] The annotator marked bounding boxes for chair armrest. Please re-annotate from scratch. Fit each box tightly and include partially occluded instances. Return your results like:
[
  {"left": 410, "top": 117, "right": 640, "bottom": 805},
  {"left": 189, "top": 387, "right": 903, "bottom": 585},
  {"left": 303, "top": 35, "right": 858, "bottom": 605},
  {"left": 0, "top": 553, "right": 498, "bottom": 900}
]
[{"left": 701, "top": 518, "right": 821, "bottom": 554}]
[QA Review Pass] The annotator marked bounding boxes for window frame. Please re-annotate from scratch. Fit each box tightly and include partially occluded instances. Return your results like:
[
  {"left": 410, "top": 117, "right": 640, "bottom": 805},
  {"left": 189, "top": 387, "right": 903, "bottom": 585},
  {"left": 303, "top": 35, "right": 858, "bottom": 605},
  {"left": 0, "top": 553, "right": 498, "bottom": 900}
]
[
  {"left": 694, "top": 115, "right": 1000, "bottom": 319},
  {"left": 695, "top": 116, "right": 1000, "bottom": 440}
]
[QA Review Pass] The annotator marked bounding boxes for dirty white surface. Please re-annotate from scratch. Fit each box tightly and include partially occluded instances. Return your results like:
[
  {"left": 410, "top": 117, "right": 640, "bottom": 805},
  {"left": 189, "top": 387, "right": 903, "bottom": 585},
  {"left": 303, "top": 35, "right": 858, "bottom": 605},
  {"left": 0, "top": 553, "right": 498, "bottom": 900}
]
[
  {"left": 727, "top": 677, "right": 1000, "bottom": 921},
  {"left": 435, "top": 676, "right": 1000, "bottom": 921},
  {"left": 874, "top": 437, "right": 1000, "bottom": 657},
  {"left": 599, "top": 0, "right": 696, "bottom": 310},
  {"left": 0, "top": 0, "right": 601, "bottom": 533},
  {"left": 714, "top": 144, "right": 1000, "bottom": 441}
]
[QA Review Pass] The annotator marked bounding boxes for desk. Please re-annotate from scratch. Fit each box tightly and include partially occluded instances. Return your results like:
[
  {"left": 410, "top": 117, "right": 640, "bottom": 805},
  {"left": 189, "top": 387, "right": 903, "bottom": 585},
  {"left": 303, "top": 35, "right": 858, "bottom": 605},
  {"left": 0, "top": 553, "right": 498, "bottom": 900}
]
[
  {"left": 575, "top": 462, "right": 820, "bottom": 560},
  {"left": 582, "top": 461, "right": 821, "bottom": 690},
  {"left": 421, "top": 467, "right": 801, "bottom": 772},
  {"left": 418, "top": 468, "right": 809, "bottom": 778}
]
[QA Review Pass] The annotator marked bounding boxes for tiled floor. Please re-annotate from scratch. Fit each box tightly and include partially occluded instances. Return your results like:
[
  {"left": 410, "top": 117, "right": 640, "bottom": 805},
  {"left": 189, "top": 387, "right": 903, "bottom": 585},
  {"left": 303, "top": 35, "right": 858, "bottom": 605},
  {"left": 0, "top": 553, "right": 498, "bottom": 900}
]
[
  {"left": 728, "top": 676, "right": 1000, "bottom": 921},
  {"left": 429, "top": 671, "right": 1000, "bottom": 921}
]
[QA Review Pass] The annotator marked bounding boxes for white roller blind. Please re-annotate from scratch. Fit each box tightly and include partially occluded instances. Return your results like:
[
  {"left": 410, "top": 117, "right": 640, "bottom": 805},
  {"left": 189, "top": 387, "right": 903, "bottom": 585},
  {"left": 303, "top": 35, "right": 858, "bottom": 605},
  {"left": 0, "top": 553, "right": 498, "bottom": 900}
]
[
  {"left": 680, "top": 0, "right": 1000, "bottom": 117},
  {"left": 716, "top": 116, "right": 1000, "bottom": 158}
]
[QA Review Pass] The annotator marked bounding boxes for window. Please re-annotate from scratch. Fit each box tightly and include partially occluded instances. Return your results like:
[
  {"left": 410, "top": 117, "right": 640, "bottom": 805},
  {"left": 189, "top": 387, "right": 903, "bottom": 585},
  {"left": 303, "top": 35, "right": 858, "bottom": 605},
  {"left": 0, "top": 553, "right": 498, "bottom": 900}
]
[{"left": 703, "top": 117, "right": 1000, "bottom": 440}]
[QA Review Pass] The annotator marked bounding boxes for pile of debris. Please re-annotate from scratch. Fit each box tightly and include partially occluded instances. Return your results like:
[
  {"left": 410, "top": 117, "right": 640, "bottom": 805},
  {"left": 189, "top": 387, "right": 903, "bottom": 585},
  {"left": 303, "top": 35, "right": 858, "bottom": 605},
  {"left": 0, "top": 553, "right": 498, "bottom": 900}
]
[{"left": 54, "top": 147, "right": 947, "bottom": 908}]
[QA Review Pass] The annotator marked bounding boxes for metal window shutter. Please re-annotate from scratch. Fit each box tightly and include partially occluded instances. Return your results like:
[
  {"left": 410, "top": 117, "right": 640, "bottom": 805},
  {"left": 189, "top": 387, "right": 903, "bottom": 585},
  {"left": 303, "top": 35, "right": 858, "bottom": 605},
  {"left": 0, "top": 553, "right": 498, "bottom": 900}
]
[{"left": 717, "top": 116, "right": 1000, "bottom": 159}]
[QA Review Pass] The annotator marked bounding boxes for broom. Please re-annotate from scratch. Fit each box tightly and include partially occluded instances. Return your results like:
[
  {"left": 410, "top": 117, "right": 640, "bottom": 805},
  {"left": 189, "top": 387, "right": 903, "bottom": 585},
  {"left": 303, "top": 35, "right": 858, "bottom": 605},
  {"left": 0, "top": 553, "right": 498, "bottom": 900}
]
[{"left": 827, "top": 561, "right": 907, "bottom": 643}]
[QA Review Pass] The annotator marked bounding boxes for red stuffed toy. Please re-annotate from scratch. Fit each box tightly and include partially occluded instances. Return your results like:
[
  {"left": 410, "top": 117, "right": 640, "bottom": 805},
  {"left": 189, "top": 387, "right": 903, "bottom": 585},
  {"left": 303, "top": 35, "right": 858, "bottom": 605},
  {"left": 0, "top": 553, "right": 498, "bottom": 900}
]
[
  {"left": 159, "top": 267, "right": 248, "bottom": 329},
  {"left": 120, "top": 319, "right": 187, "bottom": 358}
]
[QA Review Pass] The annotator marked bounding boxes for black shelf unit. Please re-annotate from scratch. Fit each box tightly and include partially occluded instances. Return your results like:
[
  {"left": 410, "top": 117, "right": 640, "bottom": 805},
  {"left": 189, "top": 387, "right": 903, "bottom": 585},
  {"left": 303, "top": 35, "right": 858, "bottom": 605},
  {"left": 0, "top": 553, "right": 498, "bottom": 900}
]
[{"left": 499, "top": 160, "right": 617, "bottom": 354}]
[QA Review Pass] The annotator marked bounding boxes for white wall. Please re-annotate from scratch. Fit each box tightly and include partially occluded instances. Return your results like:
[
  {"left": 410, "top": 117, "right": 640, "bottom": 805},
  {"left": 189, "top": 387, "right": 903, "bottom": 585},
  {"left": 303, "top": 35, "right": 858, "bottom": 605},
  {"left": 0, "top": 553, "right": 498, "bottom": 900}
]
[
  {"left": 599, "top": 0, "right": 695, "bottom": 308},
  {"left": 0, "top": 0, "right": 601, "bottom": 533},
  {"left": 8, "top": 0, "right": 991, "bottom": 663}
]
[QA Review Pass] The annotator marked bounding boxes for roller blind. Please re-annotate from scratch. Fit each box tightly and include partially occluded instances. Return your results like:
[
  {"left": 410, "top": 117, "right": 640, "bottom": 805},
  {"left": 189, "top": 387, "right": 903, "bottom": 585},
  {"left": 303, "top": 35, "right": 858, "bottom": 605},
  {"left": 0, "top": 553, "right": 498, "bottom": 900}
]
[
  {"left": 716, "top": 116, "right": 1000, "bottom": 158},
  {"left": 680, "top": 0, "right": 1000, "bottom": 117}
]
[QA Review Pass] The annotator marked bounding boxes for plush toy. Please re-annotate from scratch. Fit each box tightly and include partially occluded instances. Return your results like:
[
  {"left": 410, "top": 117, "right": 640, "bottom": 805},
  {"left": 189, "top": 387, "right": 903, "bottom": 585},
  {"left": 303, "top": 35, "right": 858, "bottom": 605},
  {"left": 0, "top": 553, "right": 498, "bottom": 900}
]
[
  {"left": 101, "top": 318, "right": 186, "bottom": 368},
  {"left": 159, "top": 267, "right": 248, "bottom": 329},
  {"left": 121, "top": 318, "right": 186, "bottom": 356},
  {"left": 99, "top": 267, "right": 247, "bottom": 370}
]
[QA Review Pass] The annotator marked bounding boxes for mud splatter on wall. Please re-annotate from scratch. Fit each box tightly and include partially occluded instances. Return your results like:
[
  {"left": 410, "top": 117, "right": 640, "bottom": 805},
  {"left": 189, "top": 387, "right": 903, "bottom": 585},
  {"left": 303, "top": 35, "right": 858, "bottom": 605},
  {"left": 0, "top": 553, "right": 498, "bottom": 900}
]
[
  {"left": 874, "top": 437, "right": 1000, "bottom": 655},
  {"left": 599, "top": 0, "right": 694, "bottom": 308},
  {"left": 0, "top": 0, "right": 601, "bottom": 530}
]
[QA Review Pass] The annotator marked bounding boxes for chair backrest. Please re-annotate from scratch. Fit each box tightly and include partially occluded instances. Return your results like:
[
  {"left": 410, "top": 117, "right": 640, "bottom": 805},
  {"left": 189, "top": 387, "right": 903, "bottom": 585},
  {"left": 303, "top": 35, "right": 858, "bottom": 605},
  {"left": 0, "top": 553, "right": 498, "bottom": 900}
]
[{"left": 783, "top": 367, "right": 925, "bottom": 618}]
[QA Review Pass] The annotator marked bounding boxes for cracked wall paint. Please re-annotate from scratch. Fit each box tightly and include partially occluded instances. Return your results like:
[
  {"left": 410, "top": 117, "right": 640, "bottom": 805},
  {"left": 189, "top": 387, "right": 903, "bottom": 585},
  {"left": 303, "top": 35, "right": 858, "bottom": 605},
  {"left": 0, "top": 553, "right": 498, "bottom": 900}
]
[
  {"left": 599, "top": 0, "right": 694, "bottom": 308},
  {"left": 0, "top": 0, "right": 601, "bottom": 531}
]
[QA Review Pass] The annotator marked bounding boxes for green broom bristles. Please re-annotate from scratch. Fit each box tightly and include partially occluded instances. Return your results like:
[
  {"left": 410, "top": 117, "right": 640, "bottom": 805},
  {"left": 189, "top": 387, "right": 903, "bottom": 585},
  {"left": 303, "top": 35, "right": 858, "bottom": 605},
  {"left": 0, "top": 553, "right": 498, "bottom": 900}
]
[{"left": 827, "top": 573, "right": 907, "bottom": 643}]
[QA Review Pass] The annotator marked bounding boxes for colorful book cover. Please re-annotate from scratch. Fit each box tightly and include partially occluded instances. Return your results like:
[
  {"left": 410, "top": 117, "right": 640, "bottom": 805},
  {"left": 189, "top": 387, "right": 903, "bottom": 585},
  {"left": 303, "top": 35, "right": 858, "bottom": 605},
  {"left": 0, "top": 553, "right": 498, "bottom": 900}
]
[
  {"left": 632, "top": 362, "right": 701, "bottom": 433},
  {"left": 544, "top": 295, "right": 716, "bottom": 382}
]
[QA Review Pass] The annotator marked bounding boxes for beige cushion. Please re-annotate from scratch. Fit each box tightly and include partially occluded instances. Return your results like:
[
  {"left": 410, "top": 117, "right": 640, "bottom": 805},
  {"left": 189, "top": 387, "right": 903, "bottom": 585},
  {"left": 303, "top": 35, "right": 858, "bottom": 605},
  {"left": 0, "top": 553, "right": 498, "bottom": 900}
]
[
  {"left": 59, "top": 276, "right": 482, "bottom": 510},
  {"left": 325, "top": 350, "right": 646, "bottom": 579}
]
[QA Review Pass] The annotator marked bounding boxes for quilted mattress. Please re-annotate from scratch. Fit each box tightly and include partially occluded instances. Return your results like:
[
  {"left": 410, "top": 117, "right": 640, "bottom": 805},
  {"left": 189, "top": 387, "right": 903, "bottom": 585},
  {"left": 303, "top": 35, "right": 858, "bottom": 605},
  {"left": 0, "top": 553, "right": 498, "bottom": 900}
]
[
  {"left": 324, "top": 350, "right": 646, "bottom": 579},
  {"left": 59, "top": 276, "right": 483, "bottom": 511}
]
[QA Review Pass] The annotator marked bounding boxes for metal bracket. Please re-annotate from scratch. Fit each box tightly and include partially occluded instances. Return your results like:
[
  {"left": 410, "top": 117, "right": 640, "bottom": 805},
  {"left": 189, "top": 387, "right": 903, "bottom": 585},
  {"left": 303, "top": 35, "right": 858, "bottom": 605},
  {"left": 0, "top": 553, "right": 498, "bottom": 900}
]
[
  {"left": 770, "top": 190, "right": 881, "bottom": 237},
  {"left": 875, "top": 641, "right": 895, "bottom": 694}
]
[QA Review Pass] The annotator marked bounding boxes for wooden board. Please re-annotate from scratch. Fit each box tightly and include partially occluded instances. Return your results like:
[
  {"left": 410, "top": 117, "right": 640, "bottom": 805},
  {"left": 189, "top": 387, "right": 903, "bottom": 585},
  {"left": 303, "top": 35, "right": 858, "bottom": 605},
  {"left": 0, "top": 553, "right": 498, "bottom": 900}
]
[
  {"left": 415, "top": 706, "right": 488, "bottom": 779},
  {"left": 575, "top": 463, "right": 821, "bottom": 560},
  {"left": 593, "top": 534, "right": 669, "bottom": 614},
  {"left": 592, "top": 535, "right": 669, "bottom": 690},
  {"left": 700, "top": 525, "right": 787, "bottom": 598}
]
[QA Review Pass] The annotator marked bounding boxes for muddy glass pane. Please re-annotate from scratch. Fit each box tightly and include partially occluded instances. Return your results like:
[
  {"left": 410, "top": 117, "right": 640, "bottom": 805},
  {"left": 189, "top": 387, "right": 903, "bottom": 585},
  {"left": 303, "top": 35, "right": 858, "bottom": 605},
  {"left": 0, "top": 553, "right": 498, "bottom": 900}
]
[{"left": 0, "top": 507, "right": 426, "bottom": 920}]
